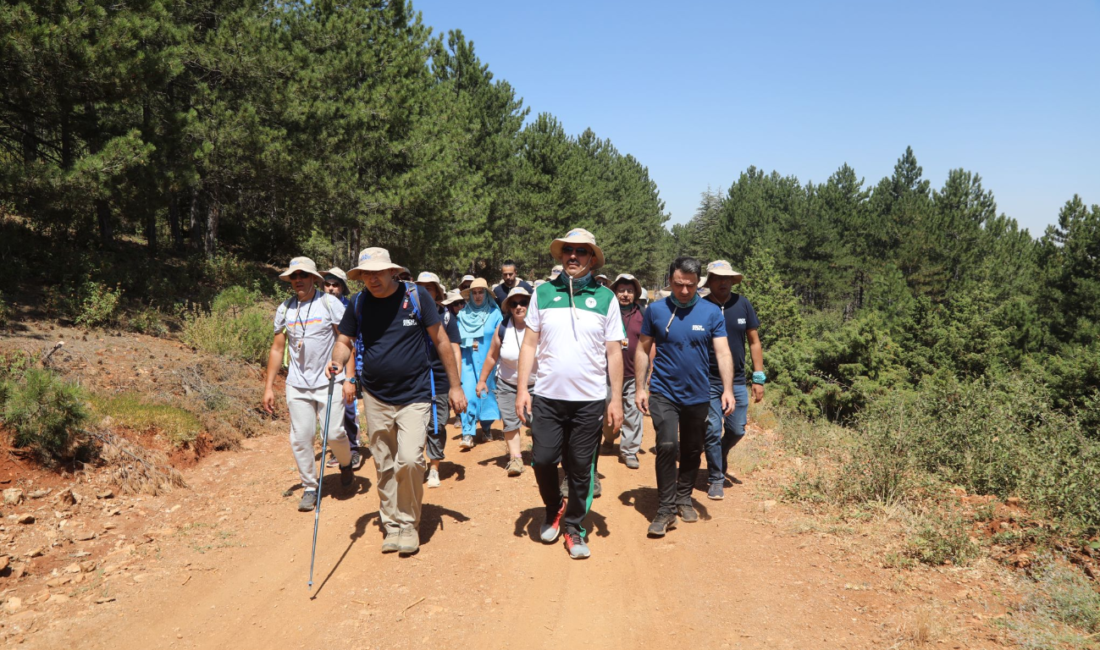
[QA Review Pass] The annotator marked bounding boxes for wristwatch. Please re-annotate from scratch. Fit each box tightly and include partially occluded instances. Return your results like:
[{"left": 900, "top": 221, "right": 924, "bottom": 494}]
[
  {"left": 347, "top": 376, "right": 358, "bottom": 385},
  {"left": 751, "top": 371, "right": 767, "bottom": 385}
]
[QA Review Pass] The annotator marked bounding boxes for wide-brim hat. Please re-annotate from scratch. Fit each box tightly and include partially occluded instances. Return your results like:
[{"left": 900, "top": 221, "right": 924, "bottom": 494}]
[
  {"left": 548, "top": 265, "right": 563, "bottom": 280},
  {"left": 441, "top": 289, "right": 465, "bottom": 306},
  {"left": 461, "top": 277, "right": 491, "bottom": 300},
  {"left": 324, "top": 267, "right": 348, "bottom": 283},
  {"left": 397, "top": 266, "right": 413, "bottom": 279},
  {"left": 415, "top": 271, "right": 446, "bottom": 301},
  {"left": 640, "top": 287, "right": 649, "bottom": 301},
  {"left": 550, "top": 228, "right": 605, "bottom": 271},
  {"left": 702, "top": 260, "right": 744, "bottom": 287},
  {"left": 347, "top": 247, "right": 403, "bottom": 282},
  {"left": 610, "top": 273, "right": 642, "bottom": 297},
  {"left": 501, "top": 286, "right": 532, "bottom": 313},
  {"left": 458, "top": 274, "right": 475, "bottom": 289},
  {"left": 279, "top": 257, "right": 325, "bottom": 282}
]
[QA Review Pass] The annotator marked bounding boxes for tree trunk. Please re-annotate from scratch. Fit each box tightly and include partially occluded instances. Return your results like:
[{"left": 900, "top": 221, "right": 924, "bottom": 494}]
[
  {"left": 168, "top": 193, "right": 183, "bottom": 251},
  {"left": 96, "top": 199, "right": 114, "bottom": 247},
  {"left": 204, "top": 199, "right": 219, "bottom": 258},
  {"left": 189, "top": 186, "right": 204, "bottom": 253}
]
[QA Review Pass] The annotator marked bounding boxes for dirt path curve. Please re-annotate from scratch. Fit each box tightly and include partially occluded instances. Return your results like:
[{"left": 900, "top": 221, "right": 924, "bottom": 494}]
[{"left": 22, "top": 417, "right": 996, "bottom": 650}]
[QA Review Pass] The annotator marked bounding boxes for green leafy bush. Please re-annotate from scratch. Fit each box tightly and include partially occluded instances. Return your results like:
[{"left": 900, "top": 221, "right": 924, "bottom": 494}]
[
  {"left": 1, "top": 368, "right": 88, "bottom": 463},
  {"left": 72, "top": 280, "right": 122, "bottom": 328},
  {"left": 181, "top": 286, "right": 274, "bottom": 364},
  {"left": 904, "top": 510, "right": 980, "bottom": 566}
]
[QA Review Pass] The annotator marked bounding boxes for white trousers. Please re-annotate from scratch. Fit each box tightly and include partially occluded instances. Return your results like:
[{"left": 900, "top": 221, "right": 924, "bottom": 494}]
[{"left": 287, "top": 383, "right": 351, "bottom": 491}]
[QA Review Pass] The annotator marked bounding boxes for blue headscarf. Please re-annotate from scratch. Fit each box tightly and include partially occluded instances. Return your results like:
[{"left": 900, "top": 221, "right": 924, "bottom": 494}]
[{"left": 458, "top": 294, "right": 498, "bottom": 347}]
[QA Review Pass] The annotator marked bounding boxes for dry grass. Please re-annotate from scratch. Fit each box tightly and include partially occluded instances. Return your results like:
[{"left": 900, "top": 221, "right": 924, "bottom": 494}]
[
  {"left": 85, "top": 428, "right": 187, "bottom": 495},
  {"left": 896, "top": 606, "right": 948, "bottom": 647}
]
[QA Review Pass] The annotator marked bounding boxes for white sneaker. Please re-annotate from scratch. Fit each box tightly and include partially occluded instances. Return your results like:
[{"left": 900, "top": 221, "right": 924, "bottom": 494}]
[{"left": 426, "top": 468, "right": 441, "bottom": 488}]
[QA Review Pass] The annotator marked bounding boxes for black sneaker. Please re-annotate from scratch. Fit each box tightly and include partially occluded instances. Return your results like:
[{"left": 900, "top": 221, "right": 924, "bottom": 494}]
[
  {"left": 340, "top": 463, "right": 354, "bottom": 487},
  {"left": 350, "top": 450, "right": 364, "bottom": 471},
  {"left": 707, "top": 482, "right": 725, "bottom": 500},
  {"left": 647, "top": 512, "right": 678, "bottom": 537},
  {"left": 298, "top": 490, "right": 317, "bottom": 512},
  {"left": 678, "top": 504, "right": 699, "bottom": 523}
]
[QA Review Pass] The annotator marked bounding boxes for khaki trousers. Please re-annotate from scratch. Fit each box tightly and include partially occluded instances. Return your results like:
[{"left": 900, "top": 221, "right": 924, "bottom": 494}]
[{"left": 364, "top": 392, "right": 430, "bottom": 534}]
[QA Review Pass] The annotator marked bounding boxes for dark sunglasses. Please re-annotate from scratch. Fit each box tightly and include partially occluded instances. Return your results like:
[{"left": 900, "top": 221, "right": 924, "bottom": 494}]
[
  {"left": 323, "top": 281, "right": 341, "bottom": 288},
  {"left": 288, "top": 271, "right": 311, "bottom": 280},
  {"left": 511, "top": 299, "right": 530, "bottom": 308},
  {"left": 561, "top": 245, "right": 590, "bottom": 256}
]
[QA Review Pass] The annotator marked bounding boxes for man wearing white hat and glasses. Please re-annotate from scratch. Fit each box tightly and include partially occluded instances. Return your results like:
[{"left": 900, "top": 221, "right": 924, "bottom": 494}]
[
  {"left": 328, "top": 248, "right": 467, "bottom": 555},
  {"left": 516, "top": 228, "right": 624, "bottom": 560},
  {"left": 263, "top": 257, "right": 357, "bottom": 512},
  {"left": 702, "top": 260, "right": 764, "bottom": 500},
  {"left": 415, "top": 272, "right": 462, "bottom": 488}
]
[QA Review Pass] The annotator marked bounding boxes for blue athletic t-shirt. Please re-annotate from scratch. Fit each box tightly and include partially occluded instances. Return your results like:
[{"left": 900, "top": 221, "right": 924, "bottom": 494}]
[
  {"left": 641, "top": 297, "right": 727, "bottom": 405},
  {"left": 707, "top": 294, "right": 760, "bottom": 386},
  {"left": 339, "top": 284, "right": 441, "bottom": 405},
  {"left": 429, "top": 307, "right": 461, "bottom": 393}
]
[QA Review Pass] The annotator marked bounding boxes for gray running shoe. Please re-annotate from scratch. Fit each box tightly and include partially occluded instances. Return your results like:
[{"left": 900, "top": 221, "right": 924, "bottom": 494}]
[
  {"left": 647, "top": 512, "right": 678, "bottom": 537},
  {"left": 539, "top": 500, "right": 566, "bottom": 543},
  {"left": 459, "top": 436, "right": 474, "bottom": 450},
  {"left": 564, "top": 531, "right": 590, "bottom": 559},
  {"left": 623, "top": 454, "right": 640, "bottom": 470},
  {"left": 381, "top": 532, "right": 400, "bottom": 553},
  {"left": 397, "top": 528, "right": 419, "bottom": 555},
  {"left": 707, "top": 482, "right": 725, "bottom": 500},
  {"left": 350, "top": 450, "right": 364, "bottom": 471},
  {"left": 297, "top": 490, "right": 317, "bottom": 512},
  {"left": 506, "top": 457, "right": 524, "bottom": 476},
  {"left": 426, "top": 467, "right": 441, "bottom": 488},
  {"left": 678, "top": 504, "right": 700, "bottom": 523}
]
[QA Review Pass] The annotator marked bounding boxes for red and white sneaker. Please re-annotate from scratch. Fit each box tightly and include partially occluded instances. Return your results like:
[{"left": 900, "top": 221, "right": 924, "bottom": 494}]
[{"left": 539, "top": 500, "right": 566, "bottom": 543}]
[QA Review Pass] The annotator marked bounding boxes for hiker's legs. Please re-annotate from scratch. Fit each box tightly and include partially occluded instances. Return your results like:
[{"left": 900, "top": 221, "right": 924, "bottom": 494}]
[
  {"left": 675, "top": 402, "right": 709, "bottom": 507},
  {"left": 704, "top": 382, "right": 726, "bottom": 484},
  {"left": 562, "top": 399, "right": 605, "bottom": 535},
  {"left": 531, "top": 396, "right": 566, "bottom": 517},
  {"left": 392, "top": 402, "right": 430, "bottom": 530},
  {"left": 287, "top": 385, "right": 350, "bottom": 492},
  {"left": 650, "top": 393, "right": 681, "bottom": 516},
  {"left": 365, "top": 393, "right": 401, "bottom": 535},
  {"left": 720, "top": 384, "right": 750, "bottom": 475},
  {"left": 425, "top": 392, "right": 450, "bottom": 464},
  {"left": 619, "top": 377, "right": 643, "bottom": 457}
]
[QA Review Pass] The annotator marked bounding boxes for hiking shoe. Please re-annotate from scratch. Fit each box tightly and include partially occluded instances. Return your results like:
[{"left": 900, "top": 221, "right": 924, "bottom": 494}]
[
  {"left": 426, "top": 468, "right": 441, "bottom": 488},
  {"left": 459, "top": 436, "right": 474, "bottom": 450},
  {"left": 678, "top": 504, "right": 699, "bottom": 523},
  {"left": 297, "top": 490, "right": 317, "bottom": 512},
  {"left": 539, "top": 500, "right": 566, "bottom": 543},
  {"left": 647, "top": 512, "right": 678, "bottom": 537},
  {"left": 397, "top": 528, "right": 419, "bottom": 555},
  {"left": 564, "top": 531, "right": 590, "bottom": 559},
  {"left": 339, "top": 463, "right": 354, "bottom": 487},
  {"left": 506, "top": 457, "right": 524, "bottom": 477},
  {"left": 381, "top": 532, "right": 400, "bottom": 553},
  {"left": 707, "top": 482, "right": 725, "bottom": 500},
  {"left": 560, "top": 475, "right": 569, "bottom": 498},
  {"left": 325, "top": 452, "right": 340, "bottom": 468},
  {"left": 623, "top": 454, "right": 640, "bottom": 470},
  {"left": 592, "top": 473, "right": 602, "bottom": 498},
  {"left": 350, "top": 449, "right": 364, "bottom": 471}
]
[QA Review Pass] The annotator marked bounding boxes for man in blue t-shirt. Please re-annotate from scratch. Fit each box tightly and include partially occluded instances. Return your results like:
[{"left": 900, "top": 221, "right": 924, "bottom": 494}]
[
  {"left": 329, "top": 248, "right": 467, "bottom": 556},
  {"left": 491, "top": 260, "right": 533, "bottom": 308},
  {"left": 701, "top": 260, "right": 765, "bottom": 500},
  {"left": 635, "top": 257, "right": 735, "bottom": 538}
]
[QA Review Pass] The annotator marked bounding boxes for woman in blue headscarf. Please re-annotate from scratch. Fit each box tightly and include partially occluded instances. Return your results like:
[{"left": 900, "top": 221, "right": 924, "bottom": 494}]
[{"left": 458, "top": 277, "right": 503, "bottom": 449}]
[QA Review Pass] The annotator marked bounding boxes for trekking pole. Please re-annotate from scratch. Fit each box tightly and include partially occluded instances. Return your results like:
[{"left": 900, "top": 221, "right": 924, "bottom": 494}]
[{"left": 308, "top": 372, "right": 337, "bottom": 590}]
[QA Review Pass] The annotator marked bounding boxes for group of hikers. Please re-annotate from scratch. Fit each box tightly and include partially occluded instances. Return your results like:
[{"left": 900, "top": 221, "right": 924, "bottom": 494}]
[{"left": 261, "top": 228, "right": 764, "bottom": 559}]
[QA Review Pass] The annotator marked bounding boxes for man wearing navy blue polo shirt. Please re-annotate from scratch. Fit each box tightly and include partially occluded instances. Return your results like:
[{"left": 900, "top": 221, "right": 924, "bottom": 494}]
[
  {"left": 702, "top": 260, "right": 765, "bottom": 500},
  {"left": 635, "top": 257, "right": 735, "bottom": 538}
]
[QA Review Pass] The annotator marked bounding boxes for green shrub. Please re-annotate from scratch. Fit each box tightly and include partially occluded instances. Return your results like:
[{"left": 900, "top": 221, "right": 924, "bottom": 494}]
[
  {"left": 72, "top": 280, "right": 122, "bottom": 327},
  {"left": 0, "top": 292, "right": 10, "bottom": 329},
  {"left": 1, "top": 368, "right": 88, "bottom": 463},
  {"left": 1003, "top": 556, "right": 1100, "bottom": 649},
  {"left": 181, "top": 286, "right": 274, "bottom": 364},
  {"left": 904, "top": 510, "right": 980, "bottom": 566},
  {"left": 89, "top": 393, "right": 202, "bottom": 447},
  {"left": 128, "top": 307, "right": 169, "bottom": 337}
]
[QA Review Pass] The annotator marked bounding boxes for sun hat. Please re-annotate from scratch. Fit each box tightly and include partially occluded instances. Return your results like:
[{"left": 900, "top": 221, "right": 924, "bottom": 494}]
[
  {"left": 500, "top": 286, "right": 532, "bottom": 314},
  {"left": 279, "top": 257, "right": 325, "bottom": 282},
  {"left": 461, "top": 277, "right": 492, "bottom": 300},
  {"left": 640, "top": 287, "right": 649, "bottom": 301},
  {"left": 347, "top": 247, "right": 403, "bottom": 282},
  {"left": 397, "top": 267, "right": 413, "bottom": 281},
  {"left": 610, "top": 273, "right": 642, "bottom": 297},
  {"left": 324, "top": 267, "right": 348, "bottom": 283},
  {"left": 458, "top": 274, "right": 476, "bottom": 290},
  {"left": 550, "top": 227, "right": 605, "bottom": 270},
  {"left": 548, "top": 265, "right": 563, "bottom": 281},
  {"left": 441, "top": 289, "right": 465, "bottom": 306},
  {"left": 596, "top": 273, "right": 609, "bottom": 282},
  {"left": 415, "top": 271, "right": 446, "bottom": 302},
  {"left": 702, "top": 260, "right": 744, "bottom": 287},
  {"left": 533, "top": 279, "right": 546, "bottom": 287}
]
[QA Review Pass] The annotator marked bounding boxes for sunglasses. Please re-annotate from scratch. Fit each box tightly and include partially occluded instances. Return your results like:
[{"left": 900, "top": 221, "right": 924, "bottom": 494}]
[
  {"left": 288, "top": 271, "right": 311, "bottom": 280},
  {"left": 511, "top": 299, "right": 530, "bottom": 308},
  {"left": 561, "top": 246, "right": 590, "bottom": 256},
  {"left": 323, "top": 281, "right": 341, "bottom": 288}
]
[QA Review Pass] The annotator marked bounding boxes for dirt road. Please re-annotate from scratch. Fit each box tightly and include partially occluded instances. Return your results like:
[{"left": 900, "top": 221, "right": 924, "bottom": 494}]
[{"left": 12, "top": 415, "right": 1007, "bottom": 650}]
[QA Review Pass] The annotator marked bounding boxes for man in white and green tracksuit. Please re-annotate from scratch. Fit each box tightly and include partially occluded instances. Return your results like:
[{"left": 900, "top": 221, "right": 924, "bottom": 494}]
[{"left": 516, "top": 228, "right": 624, "bottom": 560}]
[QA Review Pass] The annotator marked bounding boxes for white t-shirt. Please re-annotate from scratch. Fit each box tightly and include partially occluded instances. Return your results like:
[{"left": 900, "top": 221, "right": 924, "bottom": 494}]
[
  {"left": 273, "top": 292, "right": 346, "bottom": 390},
  {"left": 525, "top": 280, "right": 622, "bottom": 401},
  {"left": 496, "top": 321, "right": 536, "bottom": 387}
]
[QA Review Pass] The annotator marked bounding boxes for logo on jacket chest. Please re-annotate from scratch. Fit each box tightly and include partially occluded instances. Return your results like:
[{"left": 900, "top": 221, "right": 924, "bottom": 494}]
[{"left": 403, "top": 318, "right": 417, "bottom": 327}]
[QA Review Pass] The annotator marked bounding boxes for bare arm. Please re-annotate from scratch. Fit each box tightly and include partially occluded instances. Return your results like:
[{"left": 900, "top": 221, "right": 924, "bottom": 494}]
[
  {"left": 428, "top": 322, "right": 467, "bottom": 414},
  {"left": 712, "top": 335, "right": 736, "bottom": 415},
  {"left": 747, "top": 328, "right": 764, "bottom": 402},
  {"left": 477, "top": 334, "right": 503, "bottom": 396},
  {"left": 262, "top": 331, "right": 287, "bottom": 414},
  {"left": 605, "top": 340, "right": 624, "bottom": 431},
  {"left": 515, "top": 327, "right": 540, "bottom": 425},
  {"left": 633, "top": 334, "right": 654, "bottom": 415}
]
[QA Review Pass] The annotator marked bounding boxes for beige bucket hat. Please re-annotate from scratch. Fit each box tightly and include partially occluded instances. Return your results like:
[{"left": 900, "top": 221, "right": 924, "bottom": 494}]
[
  {"left": 550, "top": 228, "right": 605, "bottom": 270},
  {"left": 461, "top": 277, "right": 491, "bottom": 300},
  {"left": 279, "top": 257, "right": 325, "bottom": 282},
  {"left": 548, "top": 265, "right": 563, "bottom": 281},
  {"left": 610, "top": 273, "right": 642, "bottom": 297},
  {"left": 702, "top": 259, "right": 744, "bottom": 287},
  {"left": 440, "top": 289, "right": 465, "bottom": 306},
  {"left": 415, "top": 272, "right": 446, "bottom": 302},
  {"left": 458, "top": 274, "right": 476, "bottom": 290},
  {"left": 347, "top": 247, "right": 403, "bottom": 282},
  {"left": 640, "top": 287, "right": 649, "bottom": 301},
  {"left": 500, "top": 286, "right": 532, "bottom": 314},
  {"left": 324, "top": 267, "right": 348, "bottom": 282}
]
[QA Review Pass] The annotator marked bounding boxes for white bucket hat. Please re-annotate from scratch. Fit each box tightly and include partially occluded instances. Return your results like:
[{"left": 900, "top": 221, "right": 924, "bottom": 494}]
[
  {"left": 640, "top": 287, "right": 649, "bottom": 301},
  {"left": 441, "top": 289, "right": 465, "bottom": 306},
  {"left": 279, "top": 257, "right": 324, "bottom": 282},
  {"left": 500, "top": 286, "right": 532, "bottom": 313},
  {"left": 550, "top": 228, "right": 606, "bottom": 271},
  {"left": 610, "top": 273, "right": 642, "bottom": 297},
  {"left": 548, "top": 265, "right": 563, "bottom": 281},
  {"left": 347, "top": 247, "right": 403, "bottom": 282},
  {"left": 415, "top": 272, "right": 446, "bottom": 301},
  {"left": 324, "top": 267, "right": 348, "bottom": 283},
  {"left": 702, "top": 259, "right": 744, "bottom": 287},
  {"left": 458, "top": 274, "right": 476, "bottom": 290}
]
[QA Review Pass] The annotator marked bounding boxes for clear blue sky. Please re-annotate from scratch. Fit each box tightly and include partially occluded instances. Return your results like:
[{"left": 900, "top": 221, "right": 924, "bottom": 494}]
[{"left": 414, "top": 0, "right": 1100, "bottom": 237}]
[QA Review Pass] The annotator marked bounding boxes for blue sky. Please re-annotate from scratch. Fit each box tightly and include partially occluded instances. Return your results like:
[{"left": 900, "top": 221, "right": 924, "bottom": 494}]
[{"left": 414, "top": 0, "right": 1100, "bottom": 237}]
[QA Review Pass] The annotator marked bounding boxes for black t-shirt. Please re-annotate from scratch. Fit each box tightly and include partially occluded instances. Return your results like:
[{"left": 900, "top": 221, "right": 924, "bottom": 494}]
[
  {"left": 493, "top": 279, "right": 533, "bottom": 308},
  {"left": 707, "top": 294, "right": 760, "bottom": 386},
  {"left": 339, "top": 284, "right": 441, "bottom": 404},
  {"left": 429, "top": 307, "right": 461, "bottom": 392}
]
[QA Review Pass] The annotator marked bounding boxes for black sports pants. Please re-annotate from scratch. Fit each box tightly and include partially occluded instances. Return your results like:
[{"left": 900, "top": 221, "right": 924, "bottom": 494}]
[
  {"left": 650, "top": 393, "right": 709, "bottom": 515},
  {"left": 530, "top": 396, "right": 604, "bottom": 536}
]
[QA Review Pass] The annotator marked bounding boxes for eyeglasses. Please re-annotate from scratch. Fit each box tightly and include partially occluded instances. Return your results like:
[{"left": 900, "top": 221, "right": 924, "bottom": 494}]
[
  {"left": 511, "top": 299, "right": 530, "bottom": 308},
  {"left": 288, "top": 272, "right": 311, "bottom": 280},
  {"left": 561, "top": 246, "right": 590, "bottom": 257},
  {"left": 323, "top": 281, "right": 341, "bottom": 288}
]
